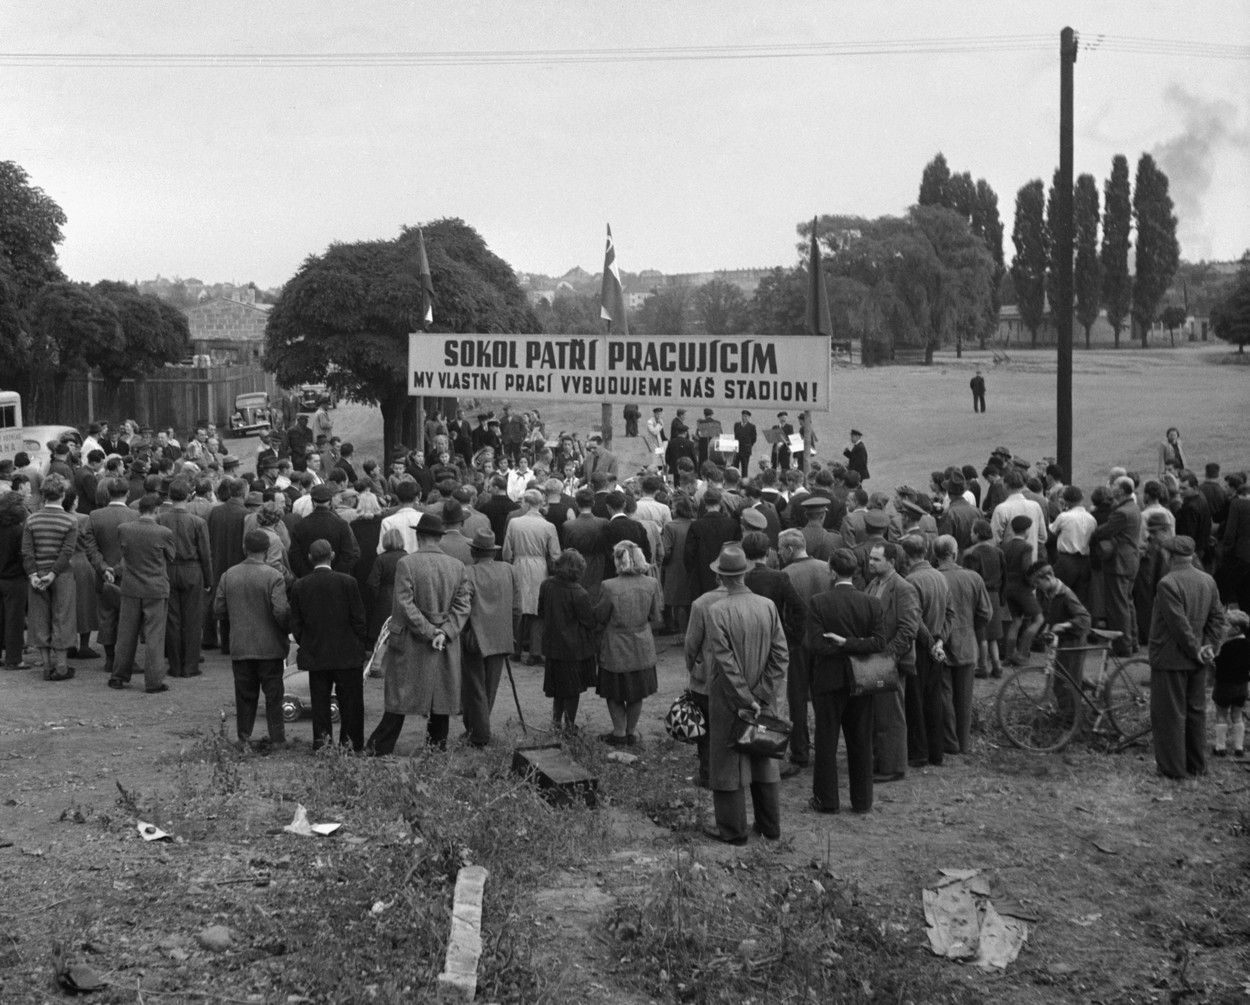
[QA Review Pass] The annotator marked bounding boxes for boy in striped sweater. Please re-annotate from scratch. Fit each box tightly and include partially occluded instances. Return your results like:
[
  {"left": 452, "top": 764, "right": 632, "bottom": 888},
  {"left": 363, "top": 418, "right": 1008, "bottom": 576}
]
[{"left": 20, "top": 474, "right": 78, "bottom": 680}]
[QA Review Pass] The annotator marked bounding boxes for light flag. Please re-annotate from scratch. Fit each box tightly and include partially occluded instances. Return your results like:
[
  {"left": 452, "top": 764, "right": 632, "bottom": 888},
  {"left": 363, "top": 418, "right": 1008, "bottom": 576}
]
[
  {"left": 416, "top": 226, "right": 434, "bottom": 326},
  {"left": 599, "top": 224, "right": 629, "bottom": 335}
]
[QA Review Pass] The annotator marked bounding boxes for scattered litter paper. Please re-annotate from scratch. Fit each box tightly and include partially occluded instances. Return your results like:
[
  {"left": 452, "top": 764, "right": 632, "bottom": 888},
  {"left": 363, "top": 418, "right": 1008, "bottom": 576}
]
[
  {"left": 283, "top": 804, "right": 341, "bottom": 837},
  {"left": 137, "top": 821, "right": 172, "bottom": 842},
  {"left": 923, "top": 868, "right": 1029, "bottom": 970}
]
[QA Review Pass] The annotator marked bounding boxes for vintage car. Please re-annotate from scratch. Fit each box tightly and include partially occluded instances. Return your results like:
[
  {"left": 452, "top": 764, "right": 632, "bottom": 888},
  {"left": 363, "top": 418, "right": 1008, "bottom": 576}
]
[
  {"left": 297, "top": 383, "right": 335, "bottom": 412},
  {"left": 281, "top": 665, "right": 340, "bottom": 724},
  {"left": 228, "top": 392, "right": 272, "bottom": 437}
]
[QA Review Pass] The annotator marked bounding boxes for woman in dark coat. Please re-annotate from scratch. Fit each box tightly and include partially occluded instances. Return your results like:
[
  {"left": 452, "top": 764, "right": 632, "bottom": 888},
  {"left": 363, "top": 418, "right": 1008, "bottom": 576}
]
[
  {"left": 660, "top": 493, "right": 694, "bottom": 638},
  {"left": 538, "top": 549, "right": 599, "bottom": 734},
  {"left": 65, "top": 489, "right": 101, "bottom": 659},
  {"left": 595, "top": 540, "right": 663, "bottom": 746},
  {"left": 366, "top": 528, "right": 405, "bottom": 650},
  {"left": 351, "top": 502, "right": 382, "bottom": 636}
]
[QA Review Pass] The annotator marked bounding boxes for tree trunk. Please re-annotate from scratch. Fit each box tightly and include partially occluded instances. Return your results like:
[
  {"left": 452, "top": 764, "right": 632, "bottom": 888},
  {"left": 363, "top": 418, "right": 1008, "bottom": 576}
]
[
  {"left": 380, "top": 389, "right": 408, "bottom": 468},
  {"left": 1083, "top": 324, "right": 1091, "bottom": 349},
  {"left": 1113, "top": 325, "right": 1121, "bottom": 349},
  {"left": 1029, "top": 326, "right": 1038, "bottom": 348},
  {"left": 924, "top": 343, "right": 935, "bottom": 365}
]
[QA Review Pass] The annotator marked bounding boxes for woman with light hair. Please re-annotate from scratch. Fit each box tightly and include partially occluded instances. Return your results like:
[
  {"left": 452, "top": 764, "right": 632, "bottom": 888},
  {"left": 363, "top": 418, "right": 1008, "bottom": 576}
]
[
  {"left": 594, "top": 539, "right": 663, "bottom": 746},
  {"left": 366, "top": 527, "right": 407, "bottom": 650}
]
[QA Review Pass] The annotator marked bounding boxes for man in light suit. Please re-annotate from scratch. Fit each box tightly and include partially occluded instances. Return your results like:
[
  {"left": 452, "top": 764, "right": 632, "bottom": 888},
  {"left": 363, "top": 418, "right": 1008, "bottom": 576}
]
[
  {"left": 581, "top": 435, "right": 619, "bottom": 484},
  {"left": 805, "top": 548, "right": 885, "bottom": 813}
]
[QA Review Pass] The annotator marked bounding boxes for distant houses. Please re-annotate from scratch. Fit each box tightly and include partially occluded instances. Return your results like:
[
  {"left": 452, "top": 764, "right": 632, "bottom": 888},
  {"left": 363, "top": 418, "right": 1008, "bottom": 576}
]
[{"left": 182, "top": 286, "right": 271, "bottom": 364}]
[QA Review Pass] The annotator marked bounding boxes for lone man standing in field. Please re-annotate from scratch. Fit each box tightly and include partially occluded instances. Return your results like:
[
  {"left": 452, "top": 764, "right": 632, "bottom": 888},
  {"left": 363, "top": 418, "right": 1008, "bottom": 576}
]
[{"left": 970, "top": 370, "right": 987, "bottom": 413}]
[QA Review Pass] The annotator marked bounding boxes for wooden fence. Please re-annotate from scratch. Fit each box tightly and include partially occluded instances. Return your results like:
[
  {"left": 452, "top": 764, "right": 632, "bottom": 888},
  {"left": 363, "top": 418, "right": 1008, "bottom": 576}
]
[{"left": 46, "top": 366, "right": 278, "bottom": 431}]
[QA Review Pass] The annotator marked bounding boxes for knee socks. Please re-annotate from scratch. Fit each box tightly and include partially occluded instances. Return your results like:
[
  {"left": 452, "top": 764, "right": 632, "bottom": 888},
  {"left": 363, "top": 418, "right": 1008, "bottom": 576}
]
[{"left": 1233, "top": 721, "right": 1245, "bottom": 754}]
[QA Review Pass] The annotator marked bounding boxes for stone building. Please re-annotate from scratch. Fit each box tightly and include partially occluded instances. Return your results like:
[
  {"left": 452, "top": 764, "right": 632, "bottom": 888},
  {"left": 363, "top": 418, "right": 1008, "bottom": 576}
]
[{"left": 182, "top": 287, "right": 271, "bottom": 364}]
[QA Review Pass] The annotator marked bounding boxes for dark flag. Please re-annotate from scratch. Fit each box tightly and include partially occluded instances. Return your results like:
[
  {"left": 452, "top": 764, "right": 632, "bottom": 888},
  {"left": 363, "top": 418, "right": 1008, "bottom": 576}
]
[
  {"left": 806, "top": 216, "right": 832, "bottom": 339},
  {"left": 416, "top": 226, "right": 434, "bottom": 327}
]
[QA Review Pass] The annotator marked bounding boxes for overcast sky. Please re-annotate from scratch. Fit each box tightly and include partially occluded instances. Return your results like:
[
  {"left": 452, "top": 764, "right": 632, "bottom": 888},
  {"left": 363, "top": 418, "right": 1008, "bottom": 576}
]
[{"left": 3, "top": 1, "right": 1247, "bottom": 289}]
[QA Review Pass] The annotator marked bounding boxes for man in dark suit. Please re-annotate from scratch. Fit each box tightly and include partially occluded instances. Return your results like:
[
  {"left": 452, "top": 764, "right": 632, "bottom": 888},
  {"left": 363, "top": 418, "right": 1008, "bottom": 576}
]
[
  {"left": 110, "top": 495, "right": 176, "bottom": 693},
  {"left": 805, "top": 548, "right": 885, "bottom": 813},
  {"left": 156, "top": 481, "right": 213, "bottom": 678},
  {"left": 562, "top": 488, "right": 610, "bottom": 601},
  {"left": 582, "top": 435, "right": 619, "bottom": 484},
  {"left": 733, "top": 410, "right": 757, "bottom": 477},
  {"left": 843, "top": 429, "right": 870, "bottom": 481},
  {"left": 742, "top": 531, "right": 803, "bottom": 645},
  {"left": 206, "top": 477, "right": 249, "bottom": 654},
  {"left": 73, "top": 450, "right": 104, "bottom": 517},
  {"left": 290, "top": 537, "right": 368, "bottom": 751},
  {"left": 1091, "top": 475, "right": 1143, "bottom": 655},
  {"left": 89, "top": 478, "right": 140, "bottom": 678},
  {"left": 683, "top": 487, "right": 740, "bottom": 599},
  {"left": 664, "top": 427, "right": 697, "bottom": 476},
  {"left": 290, "top": 484, "right": 361, "bottom": 577},
  {"left": 603, "top": 492, "right": 650, "bottom": 577}
]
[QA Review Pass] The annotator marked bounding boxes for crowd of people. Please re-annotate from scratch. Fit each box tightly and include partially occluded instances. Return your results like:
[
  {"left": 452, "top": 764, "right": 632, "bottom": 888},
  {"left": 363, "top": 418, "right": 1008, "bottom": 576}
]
[{"left": 2, "top": 405, "right": 1246, "bottom": 845}]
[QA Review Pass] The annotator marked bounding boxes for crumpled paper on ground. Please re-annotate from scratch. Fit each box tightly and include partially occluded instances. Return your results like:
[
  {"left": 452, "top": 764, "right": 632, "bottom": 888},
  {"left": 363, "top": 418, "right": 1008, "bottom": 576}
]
[
  {"left": 922, "top": 868, "right": 1029, "bottom": 970},
  {"left": 283, "top": 804, "right": 341, "bottom": 837}
]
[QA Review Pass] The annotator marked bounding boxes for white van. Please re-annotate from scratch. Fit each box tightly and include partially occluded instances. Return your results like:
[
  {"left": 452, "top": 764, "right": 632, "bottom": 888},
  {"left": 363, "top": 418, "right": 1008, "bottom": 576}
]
[{"left": 0, "top": 391, "right": 23, "bottom": 462}]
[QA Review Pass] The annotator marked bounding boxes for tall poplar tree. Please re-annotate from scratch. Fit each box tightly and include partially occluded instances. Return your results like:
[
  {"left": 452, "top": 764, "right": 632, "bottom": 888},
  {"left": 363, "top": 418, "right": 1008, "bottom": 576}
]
[
  {"left": 1045, "top": 169, "right": 1071, "bottom": 341},
  {"left": 1100, "top": 154, "right": 1132, "bottom": 348},
  {"left": 1073, "top": 173, "right": 1102, "bottom": 347},
  {"left": 918, "top": 153, "right": 951, "bottom": 207},
  {"left": 1010, "top": 180, "right": 1048, "bottom": 346},
  {"left": 1131, "top": 153, "right": 1180, "bottom": 347}
]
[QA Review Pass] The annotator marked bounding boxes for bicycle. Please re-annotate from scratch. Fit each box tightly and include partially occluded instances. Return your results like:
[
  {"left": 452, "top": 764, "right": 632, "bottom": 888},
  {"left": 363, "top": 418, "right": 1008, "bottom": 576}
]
[{"left": 995, "top": 628, "right": 1152, "bottom": 753}]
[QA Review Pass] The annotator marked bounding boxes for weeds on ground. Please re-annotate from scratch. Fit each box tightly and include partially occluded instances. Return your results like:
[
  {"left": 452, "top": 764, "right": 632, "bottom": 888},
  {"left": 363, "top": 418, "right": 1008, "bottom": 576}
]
[
  {"left": 19, "top": 731, "right": 604, "bottom": 1003},
  {"left": 607, "top": 842, "right": 982, "bottom": 1004}
]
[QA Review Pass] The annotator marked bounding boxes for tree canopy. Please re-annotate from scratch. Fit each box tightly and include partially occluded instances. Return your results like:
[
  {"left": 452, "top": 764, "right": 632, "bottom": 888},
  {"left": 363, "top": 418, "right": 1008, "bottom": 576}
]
[
  {"left": 1211, "top": 252, "right": 1250, "bottom": 354},
  {"left": 1131, "top": 153, "right": 1181, "bottom": 347},
  {"left": 1100, "top": 154, "right": 1133, "bottom": 347},
  {"left": 691, "top": 278, "right": 750, "bottom": 335},
  {"left": 0, "top": 161, "right": 66, "bottom": 308},
  {"left": 265, "top": 218, "right": 537, "bottom": 460},
  {"left": 1010, "top": 180, "right": 1048, "bottom": 345},
  {"left": 1073, "top": 173, "right": 1102, "bottom": 347}
]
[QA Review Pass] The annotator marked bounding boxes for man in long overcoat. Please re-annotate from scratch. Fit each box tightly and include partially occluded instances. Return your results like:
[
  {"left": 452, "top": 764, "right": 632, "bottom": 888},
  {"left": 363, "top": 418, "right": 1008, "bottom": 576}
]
[
  {"left": 703, "top": 544, "right": 789, "bottom": 846},
  {"left": 366, "top": 515, "right": 472, "bottom": 754},
  {"left": 865, "top": 541, "right": 919, "bottom": 781},
  {"left": 934, "top": 535, "right": 991, "bottom": 754},
  {"left": 502, "top": 489, "right": 560, "bottom": 664},
  {"left": 1091, "top": 476, "right": 1143, "bottom": 656},
  {"left": 462, "top": 529, "right": 518, "bottom": 746}
]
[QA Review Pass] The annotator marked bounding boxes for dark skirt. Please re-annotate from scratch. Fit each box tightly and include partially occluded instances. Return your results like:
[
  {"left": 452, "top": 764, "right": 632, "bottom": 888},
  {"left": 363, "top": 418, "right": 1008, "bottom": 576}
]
[
  {"left": 1212, "top": 676, "right": 1247, "bottom": 708},
  {"left": 596, "top": 665, "right": 658, "bottom": 704},
  {"left": 544, "top": 657, "right": 597, "bottom": 699}
]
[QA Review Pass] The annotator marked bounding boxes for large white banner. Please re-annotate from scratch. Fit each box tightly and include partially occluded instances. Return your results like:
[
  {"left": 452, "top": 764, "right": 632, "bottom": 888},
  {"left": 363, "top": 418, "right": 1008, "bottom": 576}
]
[{"left": 408, "top": 333, "right": 830, "bottom": 412}]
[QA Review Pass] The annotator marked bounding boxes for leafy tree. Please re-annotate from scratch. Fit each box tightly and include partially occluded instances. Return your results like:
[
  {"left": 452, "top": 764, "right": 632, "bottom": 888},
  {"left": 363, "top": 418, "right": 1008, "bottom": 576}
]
[
  {"left": 0, "top": 161, "right": 66, "bottom": 309},
  {"left": 918, "top": 153, "right": 951, "bottom": 207},
  {"left": 691, "top": 278, "right": 750, "bottom": 335},
  {"left": 534, "top": 290, "right": 600, "bottom": 335},
  {"left": 632, "top": 286, "right": 691, "bottom": 336},
  {"left": 1010, "top": 180, "right": 1048, "bottom": 346},
  {"left": 908, "top": 205, "right": 995, "bottom": 362},
  {"left": 948, "top": 171, "right": 976, "bottom": 219},
  {"left": 1100, "top": 154, "right": 1132, "bottom": 347},
  {"left": 27, "top": 281, "right": 123, "bottom": 416},
  {"left": 750, "top": 266, "right": 808, "bottom": 335},
  {"left": 1211, "top": 252, "right": 1250, "bottom": 353},
  {"left": 265, "top": 219, "right": 537, "bottom": 462},
  {"left": 1045, "top": 169, "right": 1071, "bottom": 345},
  {"left": 974, "top": 179, "right": 1006, "bottom": 346},
  {"left": 1131, "top": 153, "right": 1180, "bottom": 347},
  {"left": 1159, "top": 305, "right": 1187, "bottom": 345},
  {"left": 94, "top": 281, "right": 190, "bottom": 377},
  {"left": 1073, "top": 173, "right": 1102, "bottom": 347}
]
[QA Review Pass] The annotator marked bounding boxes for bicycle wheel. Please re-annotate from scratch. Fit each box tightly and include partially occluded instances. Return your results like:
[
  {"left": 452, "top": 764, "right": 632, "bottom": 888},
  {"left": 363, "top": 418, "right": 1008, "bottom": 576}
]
[
  {"left": 1104, "top": 658, "right": 1152, "bottom": 746},
  {"left": 995, "top": 666, "right": 1082, "bottom": 752}
]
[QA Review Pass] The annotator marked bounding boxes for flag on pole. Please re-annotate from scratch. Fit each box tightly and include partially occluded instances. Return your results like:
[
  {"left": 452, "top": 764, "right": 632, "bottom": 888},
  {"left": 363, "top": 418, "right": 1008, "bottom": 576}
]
[
  {"left": 599, "top": 224, "right": 629, "bottom": 335},
  {"left": 416, "top": 226, "right": 434, "bottom": 327},
  {"left": 806, "top": 216, "right": 833, "bottom": 339}
]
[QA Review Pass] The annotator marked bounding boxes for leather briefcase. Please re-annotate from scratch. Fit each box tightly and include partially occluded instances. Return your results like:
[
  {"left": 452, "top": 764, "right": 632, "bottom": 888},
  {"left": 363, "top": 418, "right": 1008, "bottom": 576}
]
[
  {"left": 848, "top": 652, "right": 899, "bottom": 696},
  {"left": 732, "top": 710, "right": 792, "bottom": 759}
]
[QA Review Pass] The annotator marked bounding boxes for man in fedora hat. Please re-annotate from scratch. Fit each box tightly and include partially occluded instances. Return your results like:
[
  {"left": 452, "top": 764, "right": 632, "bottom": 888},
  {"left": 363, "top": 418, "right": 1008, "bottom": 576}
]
[
  {"left": 367, "top": 515, "right": 472, "bottom": 754},
  {"left": 702, "top": 543, "right": 789, "bottom": 845},
  {"left": 461, "top": 528, "right": 518, "bottom": 746}
]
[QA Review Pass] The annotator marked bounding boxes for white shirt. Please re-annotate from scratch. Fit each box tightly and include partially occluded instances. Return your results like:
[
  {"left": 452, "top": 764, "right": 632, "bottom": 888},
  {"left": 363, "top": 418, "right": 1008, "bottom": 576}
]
[
  {"left": 989, "top": 492, "right": 1048, "bottom": 562},
  {"left": 81, "top": 436, "right": 102, "bottom": 459},
  {"left": 506, "top": 468, "right": 532, "bottom": 502},
  {"left": 378, "top": 506, "right": 423, "bottom": 554},
  {"left": 634, "top": 497, "right": 672, "bottom": 530},
  {"left": 292, "top": 494, "right": 315, "bottom": 519},
  {"left": 1049, "top": 507, "right": 1097, "bottom": 555}
]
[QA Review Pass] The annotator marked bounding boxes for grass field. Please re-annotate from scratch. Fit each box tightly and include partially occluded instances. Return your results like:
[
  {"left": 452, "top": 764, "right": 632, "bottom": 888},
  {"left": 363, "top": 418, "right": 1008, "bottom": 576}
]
[{"left": 309, "top": 342, "right": 1249, "bottom": 493}]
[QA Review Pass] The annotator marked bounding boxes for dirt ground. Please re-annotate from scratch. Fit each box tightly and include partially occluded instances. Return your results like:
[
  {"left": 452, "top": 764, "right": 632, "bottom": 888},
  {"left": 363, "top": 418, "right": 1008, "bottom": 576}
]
[{"left": 1, "top": 343, "right": 1248, "bottom": 1002}]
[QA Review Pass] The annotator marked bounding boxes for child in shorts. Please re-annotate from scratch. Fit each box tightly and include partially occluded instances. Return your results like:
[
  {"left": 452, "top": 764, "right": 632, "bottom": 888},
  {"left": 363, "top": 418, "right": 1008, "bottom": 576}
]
[{"left": 1213, "top": 608, "right": 1249, "bottom": 758}]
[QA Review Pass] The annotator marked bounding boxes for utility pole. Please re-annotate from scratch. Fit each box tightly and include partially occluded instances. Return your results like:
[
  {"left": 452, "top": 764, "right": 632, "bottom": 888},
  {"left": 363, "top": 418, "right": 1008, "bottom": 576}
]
[{"left": 1057, "top": 26, "right": 1078, "bottom": 482}]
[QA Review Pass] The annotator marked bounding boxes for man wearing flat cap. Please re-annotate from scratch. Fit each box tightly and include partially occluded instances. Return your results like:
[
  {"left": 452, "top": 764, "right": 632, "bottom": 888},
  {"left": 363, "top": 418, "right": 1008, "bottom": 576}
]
[
  {"left": 290, "top": 483, "right": 359, "bottom": 578},
  {"left": 1148, "top": 535, "right": 1226, "bottom": 779},
  {"left": 798, "top": 496, "right": 842, "bottom": 563}
]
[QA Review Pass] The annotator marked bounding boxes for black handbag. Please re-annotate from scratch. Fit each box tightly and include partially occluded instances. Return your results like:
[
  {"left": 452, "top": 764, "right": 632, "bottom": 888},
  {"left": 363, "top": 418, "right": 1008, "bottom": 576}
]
[
  {"left": 848, "top": 652, "right": 899, "bottom": 697},
  {"left": 732, "top": 710, "right": 792, "bottom": 759}
]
